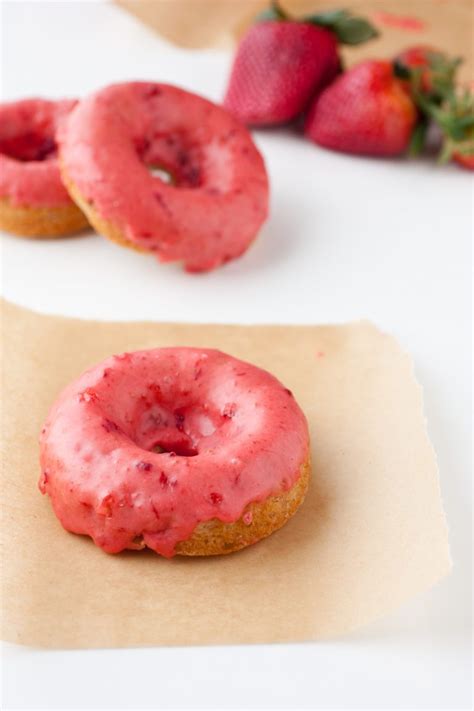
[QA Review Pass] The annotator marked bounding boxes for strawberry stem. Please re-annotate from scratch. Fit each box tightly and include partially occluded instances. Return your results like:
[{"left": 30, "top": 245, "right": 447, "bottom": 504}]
[
  {"left": 257, "top": 0, "right": 289, "bottom": 22},
  {"left": 395, "top": 52, "right": 474, "bottom": 163},
  {"left": 304, "top": 9, "right": 379, "bottom": 45},
  {"left": 408, "top": 119, "right": 428, "bottom": 157},
  {"left": 256, "top": 2, "right": 378, "bottom": 44}
]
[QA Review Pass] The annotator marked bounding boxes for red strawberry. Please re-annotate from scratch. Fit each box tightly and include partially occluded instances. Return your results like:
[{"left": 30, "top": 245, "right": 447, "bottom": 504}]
[
  {"left": 394, "top": 46, "right": 461, "bottom": 98},
  {"left": 438, "top": 92, "right": 474, "bottom": 170},
  {"left": 453, "top": 150, "right": 474, "bottom": 170},
  {"left": 223, "top": 3, "right": 378, "bottom": 126},
  {"left": 399, "top": 51, "right": 474, "bottom": 171},
  {"left": 224, "top": 22, "right": 339, "bottom": 126},
  {"left": 305, "top": 60, "right": 418, "bottom": 156}
]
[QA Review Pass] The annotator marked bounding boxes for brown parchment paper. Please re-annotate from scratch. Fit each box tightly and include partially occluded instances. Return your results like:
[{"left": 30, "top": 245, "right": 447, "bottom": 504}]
[
  {"left": 1, "top": 299, "right": 451, "bottom": 649},
  {"left": 116, "top": 0, "right": 473, "bottom": 83}
]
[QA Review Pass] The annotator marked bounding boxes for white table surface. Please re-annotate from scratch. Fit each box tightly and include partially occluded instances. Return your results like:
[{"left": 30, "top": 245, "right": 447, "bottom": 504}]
[{"left": 1, "top": 2, "right": 472, "bottom": 709}]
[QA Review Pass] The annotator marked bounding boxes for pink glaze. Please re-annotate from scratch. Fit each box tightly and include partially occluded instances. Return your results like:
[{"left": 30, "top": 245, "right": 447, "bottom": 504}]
[
  {"left": 39, "top": 348, "right": 309, "bottom": 558},
  {"left": 0, "top": 98, "right": 77, "bottom": 207},
  {"left": 59, "top": 82, "right": 269, "bottom": 271}
]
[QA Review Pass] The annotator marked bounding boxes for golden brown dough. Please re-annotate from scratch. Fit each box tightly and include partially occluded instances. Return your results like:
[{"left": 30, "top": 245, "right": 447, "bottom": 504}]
[
  {"left": 0, "top": 197, "right": 88, "bottom": 238},
  {"left": 175, "top": 458, "right": 311, "bottom": 556}
]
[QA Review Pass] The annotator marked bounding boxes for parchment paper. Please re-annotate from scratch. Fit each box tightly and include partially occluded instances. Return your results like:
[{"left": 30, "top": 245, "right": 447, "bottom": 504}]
[
  {"left": 1, "top": 299, "right": 450, "bottom": 648},
  {"left": 116, "top": 0, "right": 473, "bottom": 83}
]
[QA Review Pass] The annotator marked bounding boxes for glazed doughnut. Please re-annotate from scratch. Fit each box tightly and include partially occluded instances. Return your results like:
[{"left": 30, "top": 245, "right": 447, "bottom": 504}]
[
  {"left": 39, "top": 348, "right": 310, "bottom": 557},
  {"left": 59, "top": 82, "right": 269, "bottom": 272},
  {"left": 0, "top": 98, "right": 88, "bottom": 237}
]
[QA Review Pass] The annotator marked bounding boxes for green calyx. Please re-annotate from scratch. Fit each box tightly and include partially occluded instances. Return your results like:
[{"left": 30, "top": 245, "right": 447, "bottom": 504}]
[
  {"left": 407, "top": 118, "right": 429, "bottom": 157},
  {"left": 430, "top": 90, "right": 474, "bottom": 162},
  {"left": 394, "top": 51, "right": 474, "bottom": 162},
  {"left": 257, "top": 0, "right": 288, "bottom": 22},
  {"left": 257, "top": 2, "right": 379, "bottom": 45},
  {"left": 394, "top": 50, "right": 462, "bottom": 103},
  {"left": 305, "top": 9, "right": 379, "bottom": 45},
  {"left": 439, "top": 134, "right": 474, "bottom": 164}
]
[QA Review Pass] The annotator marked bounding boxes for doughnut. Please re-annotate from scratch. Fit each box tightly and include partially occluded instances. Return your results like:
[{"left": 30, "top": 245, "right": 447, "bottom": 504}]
[
  {"left": 39, "top": 348, "right": 310, "bottom": 557},
  {"left": 0, "top": 98, "right": 88, "bottom": 237},
  {"left": 59, "top": 82, "right": 269, "bottom": 272}
]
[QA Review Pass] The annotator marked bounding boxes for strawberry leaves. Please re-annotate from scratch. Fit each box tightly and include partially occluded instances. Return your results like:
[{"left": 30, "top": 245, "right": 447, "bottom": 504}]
[
  {"left": 429, "top": 90, "right": 474, "bottom": 163},
  {"left": 256, "top": 2, "right": 379, "bottom": 46},
  {"left": 305, "top": 9, "right": 379, "bottom": 45},
  {"left": 394, "top": 50, "right": 474, "bottom": 164},
  {"left": 257, "top": 0, "right": 288, "bottom": 22},
  {"left": 394, "top": 50, "right": 462, "bottom": 103},
  {"left": 407, "top": 119, "right": 429, "bottom": 157}
]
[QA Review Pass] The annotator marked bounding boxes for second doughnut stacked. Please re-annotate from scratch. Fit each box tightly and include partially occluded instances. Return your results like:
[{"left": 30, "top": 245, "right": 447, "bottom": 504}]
[{"left": 0, "top": 82, "right": 270, "bottom": 272}]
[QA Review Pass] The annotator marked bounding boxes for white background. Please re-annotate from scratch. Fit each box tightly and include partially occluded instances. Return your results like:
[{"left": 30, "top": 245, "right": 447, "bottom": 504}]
[{"left": 0, "top": 2, "right": 472, "bottom": 709}]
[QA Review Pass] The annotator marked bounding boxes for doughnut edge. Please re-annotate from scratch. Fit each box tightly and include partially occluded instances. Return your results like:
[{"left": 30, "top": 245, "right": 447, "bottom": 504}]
[
  {"left": 175, "top": 457, "right": 311, "bottom": 556},
  {"left": 60, "top": 166, "right": 151, "bottom": 254},
  {"left": 0, "top": 196, "right": 89, "bottom": 238}
]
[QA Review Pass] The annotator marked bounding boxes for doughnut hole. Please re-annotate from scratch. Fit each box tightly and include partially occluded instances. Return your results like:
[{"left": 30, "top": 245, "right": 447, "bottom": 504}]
[
  {"left": 93, "top": 371, "right": 243, "bottom": 460},
  {"left": 131, "top": 398, "right": 227, "bottom": 457},
  {"left": 0, "top": 132, "right": 57, "bottom": 162},
  {"left": 147, "top": 165, "right": 175, "bottom": 185},
  {"left": 135, "top": 131, "right": 203, "bottom": 189},
  {"left": 84, "top": 352, "right": 262, "bottom": 467}
]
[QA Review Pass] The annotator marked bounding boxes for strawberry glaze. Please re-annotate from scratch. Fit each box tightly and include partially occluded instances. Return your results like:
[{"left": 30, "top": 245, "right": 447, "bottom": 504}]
[
  {"left": 39, "top": 348, "right": 309, "bottom": 557},
  {"left": 59, "top": 82, "right": 269, "bottom": 271},
  {"left": 0, "top": 98, "right": 77, "bottom": 207}
]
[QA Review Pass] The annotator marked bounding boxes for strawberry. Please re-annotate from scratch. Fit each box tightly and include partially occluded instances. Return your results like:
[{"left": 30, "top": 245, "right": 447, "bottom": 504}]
[
  {"left": 223, "top": 2, "right": 378, "bottom": 126},
  {"left": 224, "top": 22, "right": 339, "bottom": 126},
  {"left": 395, "top": 49, "right": 474, "bottom": 170},
  {"left": 305, "top": 60, "right": 418, "bottom": 156},
  {"left": 453, "top": 149, "right": 474, "bottom": 170},
  {"left": 394, "top": 46, "right": 461, "bottom": 99},
  {"left": 425, "top": 90, "right": 474, "bottom": 170}
]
